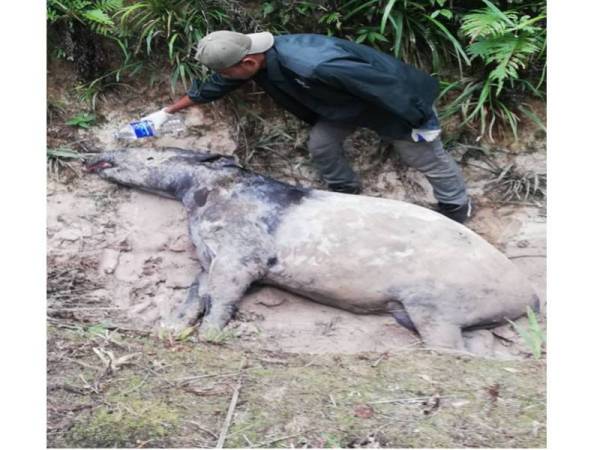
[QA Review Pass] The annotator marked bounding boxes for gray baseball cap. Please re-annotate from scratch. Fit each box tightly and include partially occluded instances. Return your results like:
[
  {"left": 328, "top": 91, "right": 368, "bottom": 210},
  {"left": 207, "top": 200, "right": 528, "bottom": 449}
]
[{"left": 194, "top": 30, "right": 274, "bottom": 70}]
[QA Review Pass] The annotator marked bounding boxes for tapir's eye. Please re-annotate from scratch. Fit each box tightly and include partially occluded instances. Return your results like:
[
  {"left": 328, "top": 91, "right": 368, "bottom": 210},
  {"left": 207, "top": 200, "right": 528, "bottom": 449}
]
[{"left": 147, "top": 157, "right": 154, "bottom": 161}]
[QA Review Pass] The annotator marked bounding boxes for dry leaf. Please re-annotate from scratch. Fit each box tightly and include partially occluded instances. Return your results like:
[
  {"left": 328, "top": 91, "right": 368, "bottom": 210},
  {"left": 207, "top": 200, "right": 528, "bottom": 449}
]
[{"left": 486, "top": 383, "right": 501, "bottom": 402}]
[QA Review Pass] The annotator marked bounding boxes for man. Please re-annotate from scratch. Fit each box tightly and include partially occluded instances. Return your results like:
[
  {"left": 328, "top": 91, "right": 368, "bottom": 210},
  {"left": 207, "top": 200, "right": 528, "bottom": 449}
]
[{"left": 141, "top": 31, "right": 472, "bottom": 222}]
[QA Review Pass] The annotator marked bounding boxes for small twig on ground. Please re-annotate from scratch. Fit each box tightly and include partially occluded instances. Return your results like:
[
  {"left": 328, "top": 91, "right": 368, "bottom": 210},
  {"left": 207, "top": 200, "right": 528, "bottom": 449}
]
[
  {"left": 396, "top": 345, "right": 499, "bottom": 360},
  {"left": 47, "top": 402, "right": 95, "bottom": 415},
  {"left": 257, "top": 357, "right": 288, "bottom": 365},
  {"left": 101, "top": 333, "right": 130, "bottom": 351},
  {"left": 216, "top": 358, "right": 246, "bottom": 448},
  {"left": 253, "top": 431, "right": 310, "bottom": 448},
  {"left": 132, "top": 362, "right": 177, "bottom": 389},
  {"left": 223, "top": 423, "right": 255, "bottom": 439},
  {"left": 79, "top": 374, "right": 101, "bottom": 395},
  {"left": 135, "top": 438, "right": 156, "bottom": 448},
  {"left": 463, "top": 162, "right": 497, "bottom": 173},
  {"left": 47, "top": 383, "right": 90, "bottom": 395},
  {"left": 329, "top": 394, "right": 337, "bottom": 407},
  {"left": 185, "top": 421, "right": 219, "bottom": 440},
  {"left": 243, "top": 434, "right": 254, "bottom": 447},
  {"left": 302, "top": 356, "right": 320, "bottom": 368},
  {"left": 374, "top": 418, "right": 411, "bottom": 432},
  {"left": 508, "top": 254, "right": 546, "bottom": 259},
  {"left": 498, "top": 200, "right": 545, "bottom": 208},
  {"left": 455, "top": 143, "right": 510, "bottom": 155},
  {"left": 367, "top": 395, "right": 454, "bottom": 405},
  {"left": 172, "top": 371, "right": 241, "bottom": 387},
  {"left": 65, "top": 357, "right": 102, "bottom": 372},
  {"left": 371, "top": 352, "right": 389, "bottom": 368},
  {"left": 47, "top": 317, "right": 84, "bottom": 330},
  {"left": 399, "top": 340, "right": 423, "bottom": 349}
]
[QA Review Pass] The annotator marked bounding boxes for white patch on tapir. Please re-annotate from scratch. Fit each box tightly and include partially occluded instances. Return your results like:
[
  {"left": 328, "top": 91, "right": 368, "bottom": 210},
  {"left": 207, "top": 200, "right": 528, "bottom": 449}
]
[{"left": 266, "top": 191, "right": 536, "bottom": 330}]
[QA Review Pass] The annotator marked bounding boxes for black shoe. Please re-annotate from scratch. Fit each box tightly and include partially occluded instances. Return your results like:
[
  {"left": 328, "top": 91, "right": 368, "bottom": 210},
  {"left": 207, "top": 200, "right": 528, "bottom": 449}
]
[
  {"left": 438, "top": 198, "right": 473, "bottom": 223},
  {"left": 329, "top": 184, "right": 362, "bottom": 195}
]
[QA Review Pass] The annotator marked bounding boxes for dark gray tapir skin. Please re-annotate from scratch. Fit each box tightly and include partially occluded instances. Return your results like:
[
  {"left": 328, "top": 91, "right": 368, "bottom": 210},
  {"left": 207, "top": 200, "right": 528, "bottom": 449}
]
[{"left": 85, "top": 147, "right": 540, "bottom": 351}]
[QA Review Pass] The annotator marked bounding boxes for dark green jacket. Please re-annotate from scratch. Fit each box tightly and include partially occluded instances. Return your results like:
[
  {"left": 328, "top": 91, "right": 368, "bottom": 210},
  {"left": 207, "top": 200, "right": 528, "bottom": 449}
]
[{"left": 188, "top": 34, "right": 439, "bottom": 139}]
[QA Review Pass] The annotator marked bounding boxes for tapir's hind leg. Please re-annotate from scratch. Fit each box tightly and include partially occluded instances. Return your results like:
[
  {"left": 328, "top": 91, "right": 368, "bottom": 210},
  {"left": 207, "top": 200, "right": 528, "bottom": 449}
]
[
  {"left": 402, "top": 301, "right": 466, "bottom": 351},
  {"left": 416, "top": 322, "right": 466, "bottom": 351}
]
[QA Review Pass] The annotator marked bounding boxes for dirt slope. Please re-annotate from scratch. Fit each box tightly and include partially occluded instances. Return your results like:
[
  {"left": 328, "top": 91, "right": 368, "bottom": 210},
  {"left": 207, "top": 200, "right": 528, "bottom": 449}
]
[{"left": 48, "top": 98, "right": 546, "bottom": 358}]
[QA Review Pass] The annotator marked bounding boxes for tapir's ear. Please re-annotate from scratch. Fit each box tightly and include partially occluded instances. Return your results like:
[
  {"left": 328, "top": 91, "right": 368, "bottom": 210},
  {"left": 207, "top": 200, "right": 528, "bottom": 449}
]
[
  {"left": 193, "top": 154, "right": 223, "bottom": 163},
  {"left": 192, "top": 154, "right": 240, "bottom": 168},
  {"left": 163, "top": 148, "right": 240, "bottom": 167}
]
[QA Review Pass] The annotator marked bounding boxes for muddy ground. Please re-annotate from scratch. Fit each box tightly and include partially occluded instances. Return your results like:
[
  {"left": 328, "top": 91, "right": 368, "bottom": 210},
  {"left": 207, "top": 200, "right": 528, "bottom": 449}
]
[{"left": 47, "top": 66, "right": 546, "bottom": 447}]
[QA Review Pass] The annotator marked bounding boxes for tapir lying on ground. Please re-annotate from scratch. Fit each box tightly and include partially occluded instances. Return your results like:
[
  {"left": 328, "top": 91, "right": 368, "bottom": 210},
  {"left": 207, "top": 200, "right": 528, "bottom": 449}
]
[{"left": 85, "top": 147, "right": 539, "bottom": 350}]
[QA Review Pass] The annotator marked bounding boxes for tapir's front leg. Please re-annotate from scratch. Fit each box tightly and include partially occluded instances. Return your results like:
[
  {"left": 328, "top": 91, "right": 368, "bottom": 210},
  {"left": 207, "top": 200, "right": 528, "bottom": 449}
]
[
  {"left": 198, "top": 254, "right": 265, "bottom": 335},
  {"left": 163, "top": 271, "right": 210, "bottom": 329}
]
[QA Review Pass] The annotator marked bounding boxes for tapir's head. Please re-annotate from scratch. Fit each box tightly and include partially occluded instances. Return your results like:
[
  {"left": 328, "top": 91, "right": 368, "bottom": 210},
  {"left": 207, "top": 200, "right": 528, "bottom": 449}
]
[{"left": 84, "top": 147, "right": 241, "bottom": 199}]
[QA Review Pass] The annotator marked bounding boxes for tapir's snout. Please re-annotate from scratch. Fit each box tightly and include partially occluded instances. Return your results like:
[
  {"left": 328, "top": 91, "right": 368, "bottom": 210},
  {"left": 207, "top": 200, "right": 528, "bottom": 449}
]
[
  {"left": 83, "top": 153, "right": 116, "bottom": 173},
  {"left": 84, "top": 160, "right": 113, "bottom": 173}
]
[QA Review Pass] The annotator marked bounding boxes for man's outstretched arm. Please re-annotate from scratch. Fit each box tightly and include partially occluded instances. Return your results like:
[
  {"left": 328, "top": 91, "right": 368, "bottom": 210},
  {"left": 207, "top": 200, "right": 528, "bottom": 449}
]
[
  {"left": 139, "top": 73, "right": 248, "bottom": 130},
  {"left": 164, "top": 95, "right": 196, "bottom": 114}
]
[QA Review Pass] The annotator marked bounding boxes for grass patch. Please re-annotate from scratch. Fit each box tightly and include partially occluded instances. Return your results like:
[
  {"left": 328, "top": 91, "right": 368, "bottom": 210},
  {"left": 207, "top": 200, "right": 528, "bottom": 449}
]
[
  {"left": 66, "top": 398, "right": 180, "bottom": 448},
  {"left": 48, "top": 325, "right": 546, "bottom": 448}
]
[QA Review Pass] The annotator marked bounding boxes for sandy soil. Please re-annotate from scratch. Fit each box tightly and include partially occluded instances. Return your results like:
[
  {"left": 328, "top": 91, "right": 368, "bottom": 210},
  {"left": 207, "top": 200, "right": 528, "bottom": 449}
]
[{"left": 47, "top": 92, "right": 546, "bottom": 359}]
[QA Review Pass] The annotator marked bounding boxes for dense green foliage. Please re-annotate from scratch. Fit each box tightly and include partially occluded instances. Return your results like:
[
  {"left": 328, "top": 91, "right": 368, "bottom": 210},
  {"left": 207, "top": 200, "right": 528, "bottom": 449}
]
[{"left": 47, "top": 0, "right": 546, "bottom": 140}]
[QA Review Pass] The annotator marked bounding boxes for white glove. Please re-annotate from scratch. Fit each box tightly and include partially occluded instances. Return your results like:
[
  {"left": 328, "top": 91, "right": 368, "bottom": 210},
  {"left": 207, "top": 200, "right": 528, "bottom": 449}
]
[
  {"left": 411, "top": 128, "right": 441, "bottom": 143},
  {"left": 140, "top": 108, "right": 172, "bottom": 130}
]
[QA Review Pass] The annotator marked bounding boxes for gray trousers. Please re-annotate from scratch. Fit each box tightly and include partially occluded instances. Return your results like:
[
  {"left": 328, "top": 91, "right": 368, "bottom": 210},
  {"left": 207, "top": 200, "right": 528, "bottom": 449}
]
[{"left": 307, "top": 120, "right": 468, "bottom": 205}]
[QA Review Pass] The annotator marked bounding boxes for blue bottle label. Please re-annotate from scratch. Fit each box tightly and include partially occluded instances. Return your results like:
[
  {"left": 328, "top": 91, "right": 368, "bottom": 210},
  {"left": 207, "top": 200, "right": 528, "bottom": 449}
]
[{"left": 130, "top": 120, "right": 155, "bottom": 138}]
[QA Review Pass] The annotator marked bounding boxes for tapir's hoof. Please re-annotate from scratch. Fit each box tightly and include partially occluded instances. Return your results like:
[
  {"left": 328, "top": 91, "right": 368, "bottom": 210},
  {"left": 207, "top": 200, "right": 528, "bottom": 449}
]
[{"left": 163, "top": 304, "right": 202, "bottom": 330}]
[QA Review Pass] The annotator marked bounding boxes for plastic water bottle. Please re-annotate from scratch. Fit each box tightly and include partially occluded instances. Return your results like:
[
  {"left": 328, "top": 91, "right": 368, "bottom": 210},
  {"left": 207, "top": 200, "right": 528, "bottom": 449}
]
[{"left": 113, "top": 116, "right": 185, "bottom": 141}]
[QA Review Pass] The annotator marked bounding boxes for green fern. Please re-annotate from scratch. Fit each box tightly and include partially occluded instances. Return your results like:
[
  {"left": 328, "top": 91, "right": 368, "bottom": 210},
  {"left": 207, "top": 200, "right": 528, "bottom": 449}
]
[
  {"left": 441, "top": 0, "right": 546, "bottom": 138},
  {"left": 47, "top": 146, "right": 83, "bottom": 178},
  {"left": 461, "top": 0, "right": 545, "bottom": 95},
  {"left": 47, "top": 0, "right": 122, "bottom": 35},
  {"left": 461, "top": 3, "right": 518, "bottom": 39},
  {"left": 82, "top": 9, "right": 114, "bottom": 34},
  {"left": 507, "top": 306, "right": 546, "bottom": 359},
  {"left": 473, "top": 34, "right": 539, "bottom": 92},
  {"left": 97, "top": 0, "right": 122, "bottom": 12}
]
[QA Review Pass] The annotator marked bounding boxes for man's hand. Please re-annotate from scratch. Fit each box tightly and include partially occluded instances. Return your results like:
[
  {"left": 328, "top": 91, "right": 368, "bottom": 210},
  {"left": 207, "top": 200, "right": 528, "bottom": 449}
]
[
  {"left": 410, "top": 128, "right": 441, "bottom": 143},
  {"left": 140, "top": 108, "right": 173, "bottom": 130}
]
